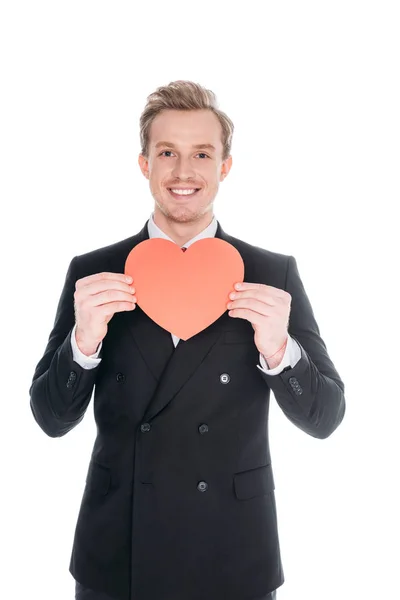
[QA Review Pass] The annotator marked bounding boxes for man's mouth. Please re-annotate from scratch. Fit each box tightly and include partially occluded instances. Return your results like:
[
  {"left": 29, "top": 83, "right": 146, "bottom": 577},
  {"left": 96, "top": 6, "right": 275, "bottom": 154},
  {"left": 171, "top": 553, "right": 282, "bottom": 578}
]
[{"left": 167, "top": 187, "right": 201, "bottom": 199}]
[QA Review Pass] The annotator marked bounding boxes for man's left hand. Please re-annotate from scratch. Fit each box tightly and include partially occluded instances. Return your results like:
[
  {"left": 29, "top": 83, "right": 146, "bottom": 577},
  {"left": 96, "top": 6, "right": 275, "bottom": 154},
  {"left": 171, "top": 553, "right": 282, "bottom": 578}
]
[{"left": 227, "top": 282, "right": 291, "bottom": 358}]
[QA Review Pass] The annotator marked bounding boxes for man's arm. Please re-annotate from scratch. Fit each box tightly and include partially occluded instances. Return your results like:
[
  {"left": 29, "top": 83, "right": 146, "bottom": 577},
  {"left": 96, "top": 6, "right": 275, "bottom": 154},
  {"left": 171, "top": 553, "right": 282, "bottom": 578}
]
[
  {"left": 29, "top": 257, "right": 101, "bottom": 438},
  {"left": 257, "top": 255, "right": 346, "bottom": 439}
]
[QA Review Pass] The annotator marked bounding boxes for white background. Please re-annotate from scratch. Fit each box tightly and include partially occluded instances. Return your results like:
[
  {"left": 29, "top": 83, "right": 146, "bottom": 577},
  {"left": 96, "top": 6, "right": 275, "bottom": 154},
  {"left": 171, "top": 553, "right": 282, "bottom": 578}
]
[{"left": 1, "top": 1, "right": 399, "bottom": 599}]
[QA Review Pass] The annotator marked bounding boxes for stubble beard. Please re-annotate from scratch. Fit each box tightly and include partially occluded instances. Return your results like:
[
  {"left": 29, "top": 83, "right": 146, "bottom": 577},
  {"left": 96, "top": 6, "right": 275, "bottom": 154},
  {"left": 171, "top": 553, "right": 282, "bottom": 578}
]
[{"left": 154, "top": 187, "right": 214, "bottom": 224}]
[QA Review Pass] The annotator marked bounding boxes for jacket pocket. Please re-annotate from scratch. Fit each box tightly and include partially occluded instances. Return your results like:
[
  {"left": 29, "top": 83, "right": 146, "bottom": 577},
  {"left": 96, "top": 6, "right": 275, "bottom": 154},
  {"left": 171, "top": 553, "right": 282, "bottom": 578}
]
[
  {"left": 86, "top": 460, "right": 111, "bottom": 496},
  {"left": 233, "top": 463, "right": 275, "bottom": 500}
]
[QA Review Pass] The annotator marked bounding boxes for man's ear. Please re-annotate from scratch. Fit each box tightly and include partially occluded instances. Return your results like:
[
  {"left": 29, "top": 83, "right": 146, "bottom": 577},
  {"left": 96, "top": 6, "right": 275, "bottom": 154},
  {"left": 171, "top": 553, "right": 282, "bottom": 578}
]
[
  {"left": 220, "top": 155, "right": 233, "bottom": 182},
  {"left": 138, "top": 154, "right": 150, "bottom": 179}
]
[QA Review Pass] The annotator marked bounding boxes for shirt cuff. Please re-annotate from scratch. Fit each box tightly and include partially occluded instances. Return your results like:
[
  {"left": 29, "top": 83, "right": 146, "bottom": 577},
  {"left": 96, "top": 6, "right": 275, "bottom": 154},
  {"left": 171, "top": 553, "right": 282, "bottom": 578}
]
[
  {"left": 71, "top": 323, "right": 102, "bottom": 370},
  {"left": 257, "top": 335, "right": 302, "bottom": 375}
]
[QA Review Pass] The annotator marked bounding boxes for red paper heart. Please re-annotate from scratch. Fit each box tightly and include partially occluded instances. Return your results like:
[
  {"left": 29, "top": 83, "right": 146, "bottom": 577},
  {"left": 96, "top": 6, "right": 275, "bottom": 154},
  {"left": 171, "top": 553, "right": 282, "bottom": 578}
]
[{"left": 124, "top": 238, "right": 244, "bottom": 340}]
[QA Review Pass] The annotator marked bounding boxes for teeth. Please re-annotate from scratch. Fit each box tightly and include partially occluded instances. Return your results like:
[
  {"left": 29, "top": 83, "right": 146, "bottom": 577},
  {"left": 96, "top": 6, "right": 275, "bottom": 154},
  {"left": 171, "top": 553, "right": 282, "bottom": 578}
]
[{"left": 170, "top": 188, "right": 197, "bottom": 195}]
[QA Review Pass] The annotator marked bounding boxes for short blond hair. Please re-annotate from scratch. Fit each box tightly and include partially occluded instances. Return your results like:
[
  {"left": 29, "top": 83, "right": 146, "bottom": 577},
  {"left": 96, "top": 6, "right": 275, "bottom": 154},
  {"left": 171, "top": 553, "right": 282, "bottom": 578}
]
[{"left": 139, "top": 80, "right": 234, "bottom": 161}]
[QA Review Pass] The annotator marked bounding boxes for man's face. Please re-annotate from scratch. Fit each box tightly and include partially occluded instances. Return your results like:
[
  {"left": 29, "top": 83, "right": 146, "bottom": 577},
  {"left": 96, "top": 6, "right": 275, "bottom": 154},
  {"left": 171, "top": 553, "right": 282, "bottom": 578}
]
[{"left": 138, "top": 109, "right": 232, "bottom": 225}]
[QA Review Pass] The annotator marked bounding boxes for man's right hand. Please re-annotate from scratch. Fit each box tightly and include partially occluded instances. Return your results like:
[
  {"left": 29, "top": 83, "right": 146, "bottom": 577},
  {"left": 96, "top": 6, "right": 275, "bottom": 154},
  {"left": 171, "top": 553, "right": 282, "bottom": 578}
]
[{"left": 74, "top": 272, "right": 136, "bottom": 355}]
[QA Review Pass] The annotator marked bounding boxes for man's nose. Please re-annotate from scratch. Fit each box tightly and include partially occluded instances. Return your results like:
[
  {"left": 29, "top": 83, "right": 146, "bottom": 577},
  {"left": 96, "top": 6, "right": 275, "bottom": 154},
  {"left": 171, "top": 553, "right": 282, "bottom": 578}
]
[{"left": 171, "top": 159, "right": 196, "bottom": 180}]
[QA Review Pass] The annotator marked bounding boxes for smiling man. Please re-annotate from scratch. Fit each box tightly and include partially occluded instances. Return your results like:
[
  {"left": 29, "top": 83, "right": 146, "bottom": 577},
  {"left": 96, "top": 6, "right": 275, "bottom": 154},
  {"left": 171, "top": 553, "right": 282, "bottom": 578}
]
[
  {"left": 138, "top": 99, "right": 232, "bottom": 247},
  {"left": 29, "top": 80, "right": 346, "bottom": 600}
]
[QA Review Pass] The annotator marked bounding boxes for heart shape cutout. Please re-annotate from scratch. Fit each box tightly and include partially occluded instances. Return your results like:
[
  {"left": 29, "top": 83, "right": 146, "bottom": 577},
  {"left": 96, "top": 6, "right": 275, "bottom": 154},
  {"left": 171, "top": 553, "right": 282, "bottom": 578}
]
[{"left": 124, "top": 238, "right": 244, "bottom": 340}]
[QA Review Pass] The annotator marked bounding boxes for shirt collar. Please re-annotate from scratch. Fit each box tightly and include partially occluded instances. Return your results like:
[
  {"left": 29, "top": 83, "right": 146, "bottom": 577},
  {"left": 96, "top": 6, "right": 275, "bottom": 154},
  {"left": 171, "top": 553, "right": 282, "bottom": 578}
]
[{"left": 147, "top": 211, "right": 218, "bottom": 248}]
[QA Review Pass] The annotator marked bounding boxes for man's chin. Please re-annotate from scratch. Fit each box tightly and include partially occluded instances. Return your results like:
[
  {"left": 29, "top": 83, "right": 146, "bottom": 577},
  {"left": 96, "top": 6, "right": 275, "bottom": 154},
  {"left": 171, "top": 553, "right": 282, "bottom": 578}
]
[
  {"left": 165, "top": 210, "right": 198, "bottom": 223},
  {"left": 155, "top": 195, "right": 213, "bottom": 222},
  {"left": 158, "top": 204, "right": 199, "bottom": 223}
]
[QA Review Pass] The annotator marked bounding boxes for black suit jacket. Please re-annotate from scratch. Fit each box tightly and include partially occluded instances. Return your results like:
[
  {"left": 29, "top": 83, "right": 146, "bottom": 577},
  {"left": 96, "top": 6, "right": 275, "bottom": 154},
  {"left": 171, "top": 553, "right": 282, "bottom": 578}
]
[{"left": 29, "top": 219, "right": 345, "bottom": 600}]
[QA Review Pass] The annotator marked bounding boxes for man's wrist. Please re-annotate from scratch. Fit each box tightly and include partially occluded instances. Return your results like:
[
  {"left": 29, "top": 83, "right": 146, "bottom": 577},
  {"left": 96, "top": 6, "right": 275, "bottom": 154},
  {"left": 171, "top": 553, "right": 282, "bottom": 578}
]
[
  {"left": 261, "top": 336, "right": 288, "bottom": 369},
  {"left": 75, "top": 328, "right": 100, "bottom": 357},
  {"left": 262, "top": 347, "right": 286, "bottom": 369}
]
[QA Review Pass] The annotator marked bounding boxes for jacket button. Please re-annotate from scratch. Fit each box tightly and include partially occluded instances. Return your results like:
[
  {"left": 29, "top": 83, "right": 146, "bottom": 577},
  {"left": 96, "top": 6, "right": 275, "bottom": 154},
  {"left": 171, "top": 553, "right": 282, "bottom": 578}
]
[
  {"left": 197, "top": 481, "right": 208, "bottom": 492},
  {"left": 220, "top": 373, "right": 230, "bottom": 384},
  {"left": 198, "top": 424, "right": 209, "bottom": 434},
  {"left": 140, "top": 423, "right": 151, "bottom": 433},
  {"left": 289, "top": 376, "right": 303, "bottom": 395},
  {"left": 116, "top": 372, "right": 125, "bottom": 383},
  {"left": 66, "top": 371, "right": 77, "bottom": 388}
]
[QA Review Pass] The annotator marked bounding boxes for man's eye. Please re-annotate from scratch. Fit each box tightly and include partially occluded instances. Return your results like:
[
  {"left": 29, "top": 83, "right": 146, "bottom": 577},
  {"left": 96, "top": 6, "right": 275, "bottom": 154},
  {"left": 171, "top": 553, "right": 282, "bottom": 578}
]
[{"left": 159, "top": 151, "right": 209, "bottom": 158}]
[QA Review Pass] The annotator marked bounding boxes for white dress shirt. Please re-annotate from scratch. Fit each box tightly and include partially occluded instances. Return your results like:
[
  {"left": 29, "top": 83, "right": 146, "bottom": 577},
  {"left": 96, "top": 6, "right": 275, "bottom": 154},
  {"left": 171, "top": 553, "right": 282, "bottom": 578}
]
[{"left": 71, "top": 212, "right": 301, "bottom": 375}]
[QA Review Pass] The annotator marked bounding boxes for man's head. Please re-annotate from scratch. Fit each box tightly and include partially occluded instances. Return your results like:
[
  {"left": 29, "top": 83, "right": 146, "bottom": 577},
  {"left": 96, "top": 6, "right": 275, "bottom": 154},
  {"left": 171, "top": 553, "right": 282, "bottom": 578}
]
[{"left": 138, "top": 81, "right": 234, "bottom": 234}]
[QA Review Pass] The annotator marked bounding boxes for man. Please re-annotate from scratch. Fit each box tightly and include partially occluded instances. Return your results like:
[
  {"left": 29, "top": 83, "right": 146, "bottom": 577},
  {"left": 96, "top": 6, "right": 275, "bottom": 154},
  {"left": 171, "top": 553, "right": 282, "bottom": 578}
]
[{"left": 30, "top": 80, "right": 346, "bottom": 600}]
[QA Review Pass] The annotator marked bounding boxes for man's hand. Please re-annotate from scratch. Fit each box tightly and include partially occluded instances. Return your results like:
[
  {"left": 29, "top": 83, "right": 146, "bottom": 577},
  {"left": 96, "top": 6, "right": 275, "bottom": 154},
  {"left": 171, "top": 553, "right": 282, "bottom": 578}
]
[
  {"left": 74, "top": 272, "right": 137, "bottom": 355},
  {"left": 227, "top": 282, "right": 291, "bottom": 361}
]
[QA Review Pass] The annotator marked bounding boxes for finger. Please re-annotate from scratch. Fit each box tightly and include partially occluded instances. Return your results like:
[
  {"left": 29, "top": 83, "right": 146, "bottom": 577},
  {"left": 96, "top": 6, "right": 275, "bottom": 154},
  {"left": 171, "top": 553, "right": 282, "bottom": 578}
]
[
  {"left": 101, "top": 301, "right": 137, "bottom": 315},
  {"left": 228, "top": 307, "right": 264, "bottom": 326},
  {"left": 234, "top": 282, "right": 264, "bottom": 291},
  {"left": 76, "top": 272, "right": 132, "bottom": 290},
  {"left": 234, "top": 282, "right": 288, "bottom": 300},
  {"left": 86, "top": 289, "right": 137, "bottom": 308},
  {"left": 79, "top": 279, "right": 135, "bottom": 297},
  {"left": 229, "top": 289, "right": 279, "bottom": 306},
  {"left": 228, "top": 298, "right": 272, "bottom": 317}
]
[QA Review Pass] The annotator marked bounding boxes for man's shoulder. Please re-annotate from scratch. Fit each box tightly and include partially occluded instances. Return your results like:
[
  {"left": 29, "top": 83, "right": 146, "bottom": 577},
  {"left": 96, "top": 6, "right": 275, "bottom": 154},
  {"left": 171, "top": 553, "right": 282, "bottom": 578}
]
[
  {"left": 71, "top": 233, "right": 143, "bottom": 279},
  {"left": 223, "top": 231, "right": 293, "bottom": 288},
  {"left": 225, "top": 231, "right": 292, "bottom": 266},
  {"left": 75, "top": 234, "right": 139, "bottom": 261}
]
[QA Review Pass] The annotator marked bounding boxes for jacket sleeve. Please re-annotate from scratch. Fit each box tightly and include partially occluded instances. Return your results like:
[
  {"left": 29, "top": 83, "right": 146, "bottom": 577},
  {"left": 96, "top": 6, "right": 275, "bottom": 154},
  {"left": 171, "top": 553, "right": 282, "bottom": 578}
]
[
  {"left": 257, "top": 255, "right": 346, "bottom": 439},
  {"left": 29, "top": 256, "right": 101, "bottom": 438}
]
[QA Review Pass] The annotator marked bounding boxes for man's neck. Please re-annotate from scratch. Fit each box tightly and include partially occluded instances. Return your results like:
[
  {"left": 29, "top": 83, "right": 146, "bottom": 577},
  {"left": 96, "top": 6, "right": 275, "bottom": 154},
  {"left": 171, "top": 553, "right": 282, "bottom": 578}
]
[{"left": 153, "top": 210, "right": 214, "bottom": 246}]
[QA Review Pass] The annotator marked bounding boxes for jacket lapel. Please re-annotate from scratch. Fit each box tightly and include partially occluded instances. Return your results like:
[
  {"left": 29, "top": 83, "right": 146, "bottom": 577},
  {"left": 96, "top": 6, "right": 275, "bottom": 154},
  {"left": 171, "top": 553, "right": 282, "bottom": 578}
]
[{"left": 122, "top": 219, "right": 251, "bottom": 421}]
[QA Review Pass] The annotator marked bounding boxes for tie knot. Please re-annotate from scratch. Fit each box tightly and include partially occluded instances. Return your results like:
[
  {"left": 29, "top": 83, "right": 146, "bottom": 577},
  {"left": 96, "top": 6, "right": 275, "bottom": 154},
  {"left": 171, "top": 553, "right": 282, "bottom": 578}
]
[{"left": 181, "top": 247, "right": 187, "bottom": 252}]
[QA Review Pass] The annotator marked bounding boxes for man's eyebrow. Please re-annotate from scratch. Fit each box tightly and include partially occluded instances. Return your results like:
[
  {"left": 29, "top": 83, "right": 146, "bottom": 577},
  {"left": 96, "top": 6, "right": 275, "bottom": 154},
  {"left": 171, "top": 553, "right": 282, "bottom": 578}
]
[{"left": 155, "top": 141, "right": 216, "bottom": 151}]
